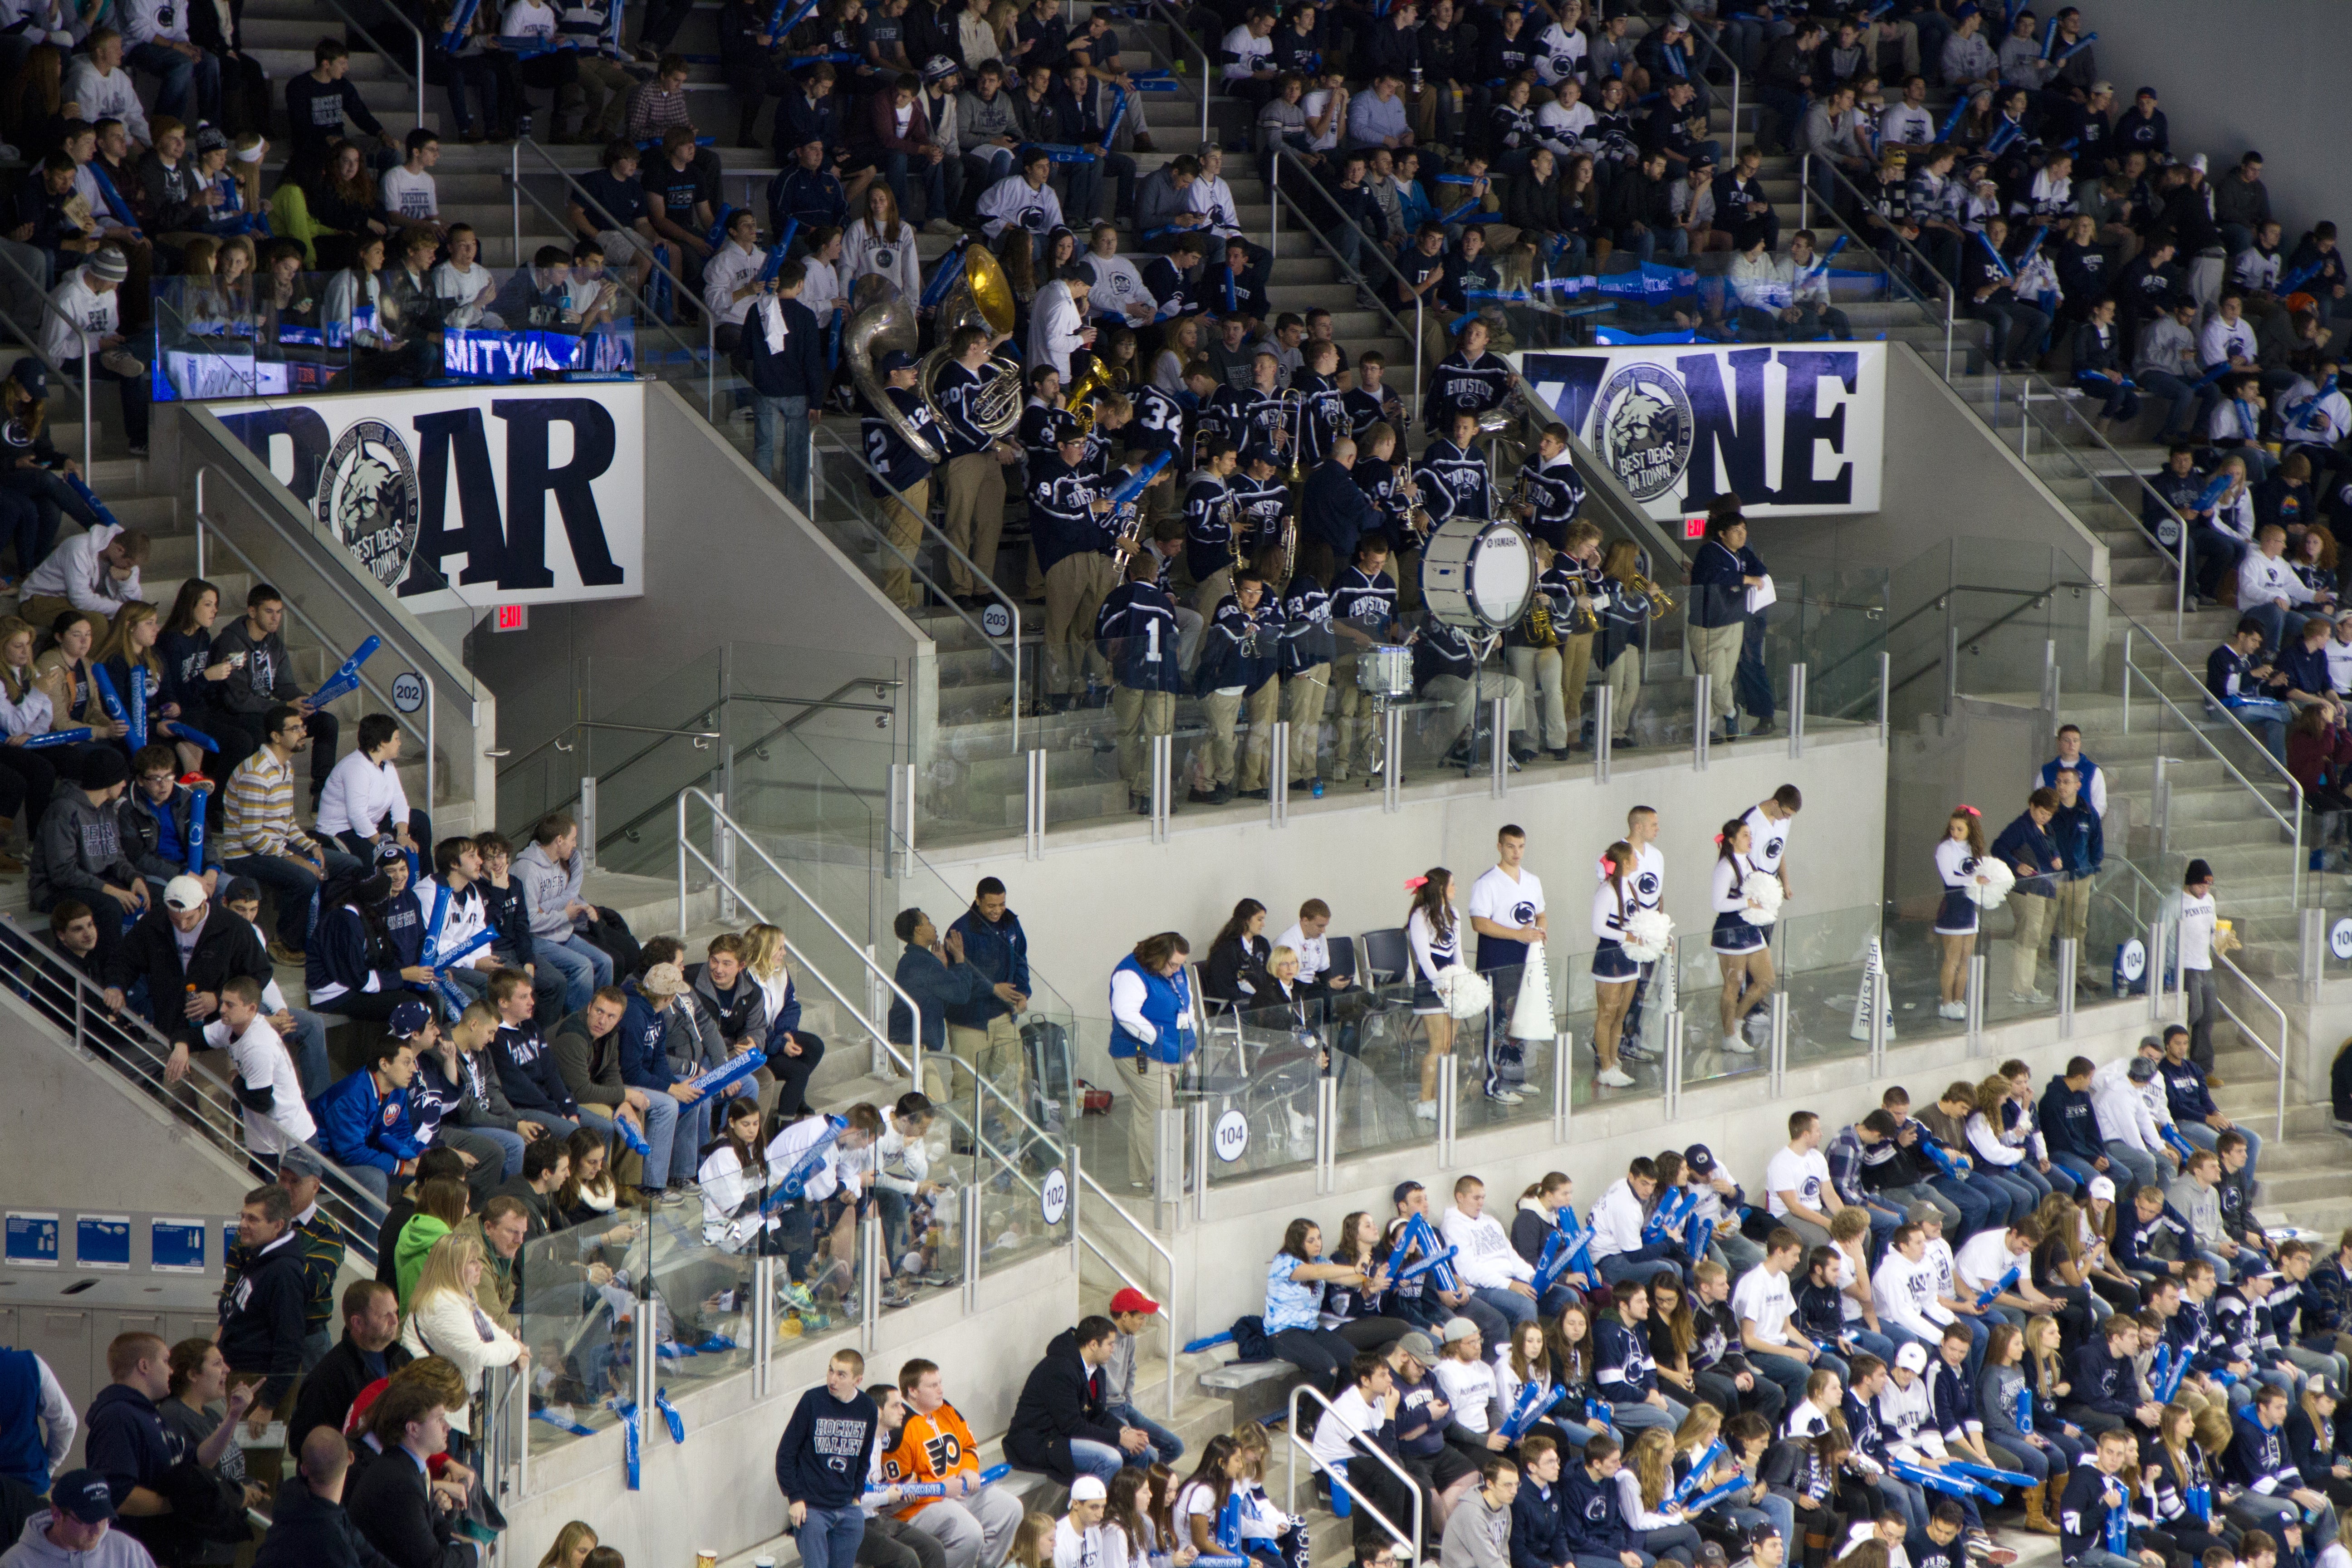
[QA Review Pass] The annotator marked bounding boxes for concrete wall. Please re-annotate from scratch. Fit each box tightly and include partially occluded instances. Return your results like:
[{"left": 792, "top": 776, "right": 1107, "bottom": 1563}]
[
  {"left": 503, "top": 1248, "right": 1077, "bottom": 1568},
  {"left": 1765, "top": 346, "right": 2110, "bottom": 581},
  {"left": 918, "top": 727, "right": 1887, "bottom": 1023},
  {"left": 2092, "top": 6, "right": 2352, "bottom": 245},
  {"left": 469, "top": 383, "right": 934, "bottom": 815}
]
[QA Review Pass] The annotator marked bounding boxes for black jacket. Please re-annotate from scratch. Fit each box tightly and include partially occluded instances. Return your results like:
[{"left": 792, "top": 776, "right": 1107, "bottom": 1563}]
[
  {"left": 288, "top": 1333, "right": 416, "bottom": 1455},
  {"left": 344, "top": 1446, "right": 477, "bottom": 1568},
  {"left": 1003, "top": 1326, "right": 1126, "bottom": 1483},
  {"left": 108, "top": 902, "right": 271, "bottom": 1052},
  {"left": 743, "top": 295, "right": 828, "bottom": 399},
  {"left": 216, "top": 1231, "right": 308, "bottom": 1406},
  {"left": 123, "top": 784, "right": 224, "bottom": 881},
  {"left": 254, "top": 1478, "right": 400, "bottom": 1568}
]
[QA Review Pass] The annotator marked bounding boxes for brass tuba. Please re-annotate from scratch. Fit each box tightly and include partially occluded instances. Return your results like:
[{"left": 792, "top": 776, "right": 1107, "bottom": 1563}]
[
  {"left": 916, "top": 242, "right": 1023, "bottom": 441},
  {"left": 842, "top": 276, "right": 943, "bottom": 464},
  {"left": 1063, "top": 356, "right": 1116, "bottom": 436}
]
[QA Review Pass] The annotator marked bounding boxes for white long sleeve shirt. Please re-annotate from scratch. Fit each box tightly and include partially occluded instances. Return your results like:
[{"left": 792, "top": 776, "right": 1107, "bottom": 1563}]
[
  {"left": 2090, "top": 1057, "right": 2160, "bottom": 1149},
  {"left": 59, "top": 59, "right": 149, "bottom": 143},
  {"left": 1963, "top": 1111, "right": 2025, "bottom": 1168},
  {"left": 976, "top": 172, "right": 1063, "bottom": 242},
  {"left": 204, "top": 1014, "right": 317, "bottom": 1154},
  {"left": 1440, "top": 1204, "right": 1533, "bottom": 1289},
  {"left": 314, "top": 749, "right": 412, "bottom": 840},
  {"left": 2239, "top": 550, "right": 2315, "bottom": 612},
  {"left": 1085, "top": 253, "right": 1156, "bottom": 324},
  {"left": 1588, "top": 1176, "right": 1647, "bottom": 1261},
  {"left": 700, "top": 239, "right": 765, "bottom": 327},
  {"left": 23, "top": 520, "right": 140, "bottom": 615},
  {"left": 1107, "top": 967, "right": 1194, "bottom": 1048},
  {"left": 415, "top": 878, "right": 493, "bottom": 966},
  {"left": 842, "top": 217, "right": 921, "bottom": 302},
  {"left": 2199, "top": 314, "right": 2258, "bottom": 368},
  {"left": 10, "top": 1352, "right": 74, "bottom": 1477},
  {"left": 1871, "top": 1250, "right": 1956, "bottom": 1338},
  {"left": 1028, "top": 279, "right": 1088, "bottom": 379},
  {"left": 431, "top": 259, "right": 500, "bottom": 327}
]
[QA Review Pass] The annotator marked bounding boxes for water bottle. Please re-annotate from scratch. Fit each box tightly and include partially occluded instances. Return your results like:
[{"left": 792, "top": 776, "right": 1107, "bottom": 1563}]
[
  {"left": 1311, "top": 778, "right": 1324, "bottom": 798},
  {"left": 1410, "top": 65, "right": 1422, "bottom": 92}
]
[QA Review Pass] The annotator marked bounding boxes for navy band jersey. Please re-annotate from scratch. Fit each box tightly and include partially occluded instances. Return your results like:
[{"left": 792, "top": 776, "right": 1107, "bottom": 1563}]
[
  {"left": 1412, "top": 617, "right": 1479, "bottom": 689},
  {"left": 1423, "top": 349, "right": 1513, "bottom": 433},
  {"left": 1291, "top": 371, "right": 1345, "bottom": 467},
  {"left": 1507, "top": 559, "right": 1581, "bottom": 651},
  {"left": 1183, "top": 472, "right": 1238, "bottom": 582},
  {"left": 1352, "top": 455, "right": 1410, "bottom": 542},
  {"left": 1018, "top": 400, "right": 1065, "bottom": 466},
  {"left": 861, "top": 387, "right": 941, "bottom": 497},
  {"left": 1391, "top": 248, "right": 1446, "bottom": 313},
  {"left": 1203, "top": 383, "right": 1258, "bottom": 451},
  {"left": 1343, "top": 383, "right": 1410, "bottom": 440},
  {"left": 1131, "top": 383, "right": 1193, "bottom": 463},
  {"left": 1524, "top": 454, "right": 1587, "bottom": 551},
  {"left": 1028, "top": 452, "right": 1114, "bottom": 573},
  {"left": 1414, "top": 438, "right": 1494, "bottom": 524},
  {"left": 1196, "top": 592, "right": 1279, "bottom": 695},
  {"left": 1279, "top": 573, "right": 1335, "bottom": 675},
  {"left": 1096, "top": 580, "right": 1185, "bottom": 694},
  {"left": 1225, "top": 470, "right": 1289, "bottom": 560},
  {"left": 1329, "top": 565, "right": 1399, "bottom": 641},
  {"left": 932, "top": 360, "right": 1002, "bottom": 460}
]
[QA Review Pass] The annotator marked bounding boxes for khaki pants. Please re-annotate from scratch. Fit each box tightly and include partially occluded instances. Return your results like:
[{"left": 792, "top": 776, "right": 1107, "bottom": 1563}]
[
  {"left": 20, "top": 595, "right": 107, "bottom": 640},
  {"left": 1605, "top": 648, "right": 1641, "bottom": 739},
  {"left": 1044, "top": 551, "right": 1117, "bottom": 696},
  {"left": 1112, "top": 685, "right": 1174, "bottom": 794},
  {"left": 2009, "top": 890, "right": 2055, "bottom": 996},
  {"left": 1557, "top": 630, "right": 1593, "bottom": 744},
  {"left": 941, "top": 452, "right": 1008, "bottom": 597},
  {"left": 945, "top": 1013, "right": 1026, "bottom": 1118},
  {"left": 1202, "top": 678, "right": 1280, "bottom": 790},
  {"left": 1507, "top": 644, "right": 1567, "bottom": 750},
  {"left": 876, "top": 477, "right": 930, "bottom": 609},
  {"left": 1332, "top": 653, "right": 1372, "bottom": 779},
  {"left": 573, "top": 56, "right": 637, "bottom": 137},
  {"left": 2054, "top": 877, "right": 2092, "bottom": 944},
  {"left": 1284, "top": 663, "right": 1329, "bottom": 781},
  {"left": 1424, "top": 671, "right": 1529, "bottom": 749},
  {"left": 1687, "top": 620, "right": 1742, "bottom": 725},
  {"left": 1192, "top": 564, "right": 1234, "bottom": 618},
  {"left": 1115, "top": 1052, "right": 1179, "bottom": 1187}
]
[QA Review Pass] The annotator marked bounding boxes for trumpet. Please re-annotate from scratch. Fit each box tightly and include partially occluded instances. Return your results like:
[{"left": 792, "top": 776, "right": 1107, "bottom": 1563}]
[
  {"left": 1627, "top": 571, "right": 1677, "bottom": 621},
  {"left": 1520, "top": 589, "right": 1561, "bottom": 649},
  {"left": 1278, "top": 389, "right": 1308, "bottom": 485},
  {"left": 1395, "top": 466, "right": 1434, "bottom": 539}
]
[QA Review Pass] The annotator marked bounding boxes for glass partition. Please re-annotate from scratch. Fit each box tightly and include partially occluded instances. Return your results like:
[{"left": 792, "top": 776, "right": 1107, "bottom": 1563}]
[{"left": 515, "top": 1206, "right": 647, "bottom": 1455}]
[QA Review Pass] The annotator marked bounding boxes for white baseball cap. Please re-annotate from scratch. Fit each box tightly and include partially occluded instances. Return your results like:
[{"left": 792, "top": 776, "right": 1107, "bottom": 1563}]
[
  {"left": 1894, "top": 1342, "right": 1929, "bottom": 1373},
  {"left": 2089, "top": 1175, "right": 2117, "bottom": 1201},
  {"left": 163, "top": 875, "right": 209, "bottom": 912},
  {"left": 1070, "top": 1477, "right": 1108, "bottom": 1503}
]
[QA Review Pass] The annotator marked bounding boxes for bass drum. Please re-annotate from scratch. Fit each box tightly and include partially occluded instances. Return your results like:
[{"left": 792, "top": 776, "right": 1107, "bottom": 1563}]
[{"left": 1421, "top": 515, "right": 1536, "bottom": 631}]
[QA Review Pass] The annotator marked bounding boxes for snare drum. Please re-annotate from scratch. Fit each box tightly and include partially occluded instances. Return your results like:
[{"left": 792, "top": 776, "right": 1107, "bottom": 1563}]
[
  {"left": 1421, "top": 515, "right": 1535, "bottom": 631},
  {"left": 1358, "top": 643, "right": 1415, "bottom": 697}
]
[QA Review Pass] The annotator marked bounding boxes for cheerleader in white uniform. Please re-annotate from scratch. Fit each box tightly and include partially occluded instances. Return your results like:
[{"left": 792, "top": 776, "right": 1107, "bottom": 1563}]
[
  {"left": 1710, "top": 818, "right": 1774, "bottom": 1053},
  {"left": 1934, "top": 805, "right": 1992, "bottom": 1020},
  {"left": 1591, "top": 840, "right": 1641, "bottom": 1088},
  {"left": 1406, "top": 867, "right": 1461, "bottom": 1122}
]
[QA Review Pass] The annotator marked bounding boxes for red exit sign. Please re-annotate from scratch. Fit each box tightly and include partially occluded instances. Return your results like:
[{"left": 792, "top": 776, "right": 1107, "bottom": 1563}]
[
  {"left": 494, "top": 604, "right": 528, "bottom": 632},
  {"left": 1683, "top": 516, "right": 1707, "bottom": 540}
]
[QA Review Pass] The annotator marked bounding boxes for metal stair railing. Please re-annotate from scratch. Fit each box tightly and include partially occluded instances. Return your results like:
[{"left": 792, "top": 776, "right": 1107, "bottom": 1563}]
[
  {"left": 0, "top": 913, "right": 392, "bottom": 1263},
  {"left": 675, "top": 783, "right": 1184, "bottom": 1417},
  {"left": 2015, "top": 383, "right": 2195, "bottom": 637},
  {"left": 1282, "top": 1382, "right": 1422, "bottom": 1563}
]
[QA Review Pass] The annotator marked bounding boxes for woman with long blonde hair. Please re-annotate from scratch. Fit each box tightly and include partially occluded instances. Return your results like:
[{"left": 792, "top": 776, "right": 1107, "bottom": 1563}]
[
  {"left": 743, "top": 922, "right": 825, "bottom": 1116},
  {"left": 1151, "top": 314, "right": 1202, "bottom": 393},
  {"left": 397, "top": 1231, "right": 529, "bottom": 1435},
  {"left": 1617, "top": 1426, "right": 1705, "bottom": 1560},
  {"left": 93, "top": 602, "right": 165, "bottom": 743},
  {"left": 534, "top": 1522, "right": 600, "bottom": 1568}
]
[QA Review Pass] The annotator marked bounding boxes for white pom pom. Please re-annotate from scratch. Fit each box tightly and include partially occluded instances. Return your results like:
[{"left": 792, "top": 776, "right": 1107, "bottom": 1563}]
[
  {"left": 1623, "top": 907, "right": 1676, "bottom": 963},
  {"left": 1969, "top": 858, "right": 2017, "bottom": 911},
  {"left": 1740, "top": 871, "right": 1784, "bottom": 926},
  {"left": 1434, "top": 964, "right": 1491, "bottom": 1019}
]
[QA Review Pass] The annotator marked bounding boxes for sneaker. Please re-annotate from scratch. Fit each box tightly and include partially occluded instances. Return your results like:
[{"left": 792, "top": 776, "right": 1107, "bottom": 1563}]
[
  {"left": 1235, "top": 787, "right": 1270, "bottom": 800},
  {"left": 1413, "top": 1099, "right": 1438, "bottom": 1122},
  {"left": 1595, "top": 1066, "right": 1636, "bottom": 1087},
  {"left": 779, "top": 1280, "right": 817, "bottom": 1313},
  {"left": 1618, "top": 1039, "right": 1652, "bottom": 1062},
  {"left": 99, "top": 349, "right": 143, "bottom": 378},
  {"left": 924, "top": 216, "right": 963, "bottom": 236},
  {"left": 267, "top": 939, "right": 305, "bottom": 965},
  {"left": 1486, "top": 1089, "right": 1524, "bottom": 1106},
  {"left": 881, "top": 1285, "right": 916, "bottom": 1308},
  {"left": 1721, "top": 1034, "right": 1756, "bottom": 1053},
  {"left": 2206, "top": 1073, "right": 2227, "bottom": 1088}
]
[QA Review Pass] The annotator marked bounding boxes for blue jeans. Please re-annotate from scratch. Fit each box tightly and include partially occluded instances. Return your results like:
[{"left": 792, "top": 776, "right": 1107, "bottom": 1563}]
[
  {"left": 2103, "top": 1139, "right": 2162, "bottom": 1196},
  {"left": 2241, "top": 600, "right": 2311, "bottom": 657},
  {"left": 883, "top": 151, "right": 949, "bottom": 224},
  {"left": 1928, "top": 1174, "right": 1993, "bottom": 1238},
  {"left": 1843, "top": 1328, "right": 1896, "bottom": 1364},
  {"left": 794, "top": 1504, "right": 865, "bottom": 1568},
  {"left": 1107, "top": 1401, "right": 1183, "bottom": 1465},
  {"left": 2140, "top": 368, "right": 2221, "bottom": 439},
  {"left": 1610, "top": 1393, "right": 1687, "bottom": 1433},
  {"left": 534, "top": 932, "right": 613, "bottom": 1013},
  {"left": 129, "top": 39, "right": 220, "bottom": 122},
  {"left": 620, "top": 1092, "right": 684, "bottom": 1191},
  {"left": 471, "top": 1125, "right": 528, "bottom": 1179},
  {"left": 2050, "top": 1151, "right": 2107, "bottom": 1189},
  {"left": 1067, "top": 1438, "right": 1127, "bottom": 1481},
  {"left": 1597, "top": 1242, "right": 1686, "bottom": 1287},
  {"left": 2222, "top": 695, "right": 2293, "bottom": 762},
  {"left": 753, "top": 392, "right": 812, "bottom": 508},
  {"left": 2174, "top": 1117, "right": 2261, "bottom": 1174},
  {"left": 1061, "top": 151, "right": 1138, "bottom": 223},
  {"left": 1472, "top": 1284, "right": 1537, "bottom": 1329}
]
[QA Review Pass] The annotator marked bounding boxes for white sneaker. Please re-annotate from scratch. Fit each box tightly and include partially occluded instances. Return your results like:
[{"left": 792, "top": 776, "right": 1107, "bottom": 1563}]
[
  {"left": 1414, "top": 1099, "right": 1438, "bottom": 1122},
  {"left": 1487, "top": 1089, "right": 1525, "bottom": 1106},
  {"left": 1939, "top": 1001, "right": 1966, "bottom": 1020},
  {"left": 1595, "top": 1066, "right": 1636, "bottom": 1087},
  {"left": 1722, "top": 1034, "right": 1754, "bottom": 1053}
]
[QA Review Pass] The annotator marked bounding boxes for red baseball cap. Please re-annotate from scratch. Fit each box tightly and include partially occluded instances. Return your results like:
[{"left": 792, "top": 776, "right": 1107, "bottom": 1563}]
[{"left": 1108, "top": 1288, "right": 1160, "bottom": 1315}]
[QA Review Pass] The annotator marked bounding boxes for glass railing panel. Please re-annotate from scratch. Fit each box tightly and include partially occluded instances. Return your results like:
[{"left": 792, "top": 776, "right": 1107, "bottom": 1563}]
[
  {"left": 1328, "top": 980, "right": 1444, "bottom": 1163},
  {"left": 1197, "top": 996, "right": 1327, "bottom": 1186},
  {"left": 516, "top": 1214, "right": 645, "bottom": 1455}
]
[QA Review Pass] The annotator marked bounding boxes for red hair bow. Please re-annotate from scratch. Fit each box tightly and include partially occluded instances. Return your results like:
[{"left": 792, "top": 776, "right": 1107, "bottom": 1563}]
[
  {"left": 1958, "top": 804, "right": 1981, "bottom": 817},
  {"left": 1403, "top": 876, "right": 1429, "bottom": 892}
]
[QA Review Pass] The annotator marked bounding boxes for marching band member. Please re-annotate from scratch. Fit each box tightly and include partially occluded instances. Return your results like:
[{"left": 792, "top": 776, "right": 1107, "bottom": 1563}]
[
  {"left": 1522, "top": 424, "right": 1586, "bottom": 553},
  {"left": 858, "top": 348, "right": 944, "bottom": 612},
  {"left": 1328, "top": 533, "right": 1401, "bottom": 787},
  {"left": 1192, "top": 563, "right": 1280, "bottom": 806},
  {"left": 1597, "top": 539, "right": 1652, "bottom": 749},
  {"left": 1182, "top": 438, "right": 1244, "bottom": 615},
  {"left": 1097, "top": 551, "right": 1184, "bottom": 816},
  {"left": 1225, "top": 446, "right": 1290, "bottom": 568},
  {"left": 1030, "top": 411, "right": 1118, "bottom": 712},
  {"left": 1421, "top": 317, "right": 1513, "bottom": 435},
  {"left": 1415, "top": 409, "right": 1496, "bottom": 528},
  {"left": 1555, "top": 519, "right": 1608, "bottom": 760},
  {"left": 1273, "top": 543, "right": 1334, "bottom": 795},
  {"left": 1505, "top": 536, "right": 1573, "bottom": 761}
]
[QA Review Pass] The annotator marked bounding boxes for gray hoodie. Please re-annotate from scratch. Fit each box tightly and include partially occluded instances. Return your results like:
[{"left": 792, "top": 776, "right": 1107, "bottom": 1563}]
[
  {"left": 1439, "top": 1489, "right": 1511, "bottom": 1568},
  {"left": 0, "top": 1512, "right": 162, "bottom": 1568},
  {"left": 29, "top": 783, "right": 139, "bottom": 908},
  {"left": 512, "top": 838, "right": 586, "bottom": 942}
]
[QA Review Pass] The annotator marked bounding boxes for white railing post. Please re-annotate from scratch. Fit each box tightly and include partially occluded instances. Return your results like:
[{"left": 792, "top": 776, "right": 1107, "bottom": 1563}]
[
  {"left": 1382, "top": 706, "right": 1403, "bottom": 813},
  {"left": 1788, "top": 663, "right": 1806, "bottom": 757},
  {"left": 1024, "top": 748, "right": 1046, "bottom": 859},
  {"left": 2057, "top": 938, "right": 2077, "bottom": 1035},
  {"left": 1595, "top": 685, "right": 1613, "bottom": 782},
  {"left": 1150, "top": 734, "right": 1171, "bottom": 842},
  {"left": 1436, "top": 1051, "right": 1458, "bottom": 1167},
  {"left": 1489, "top": 696, "right": 1509, "bottom": 795},
  {"left": 1270, "top": 720, "right": 1289, "bottom": 827},
  {"left": 1693, "top": 674, "right": 1711, "bottom": 769},
  {"left": 1552, "top": 1026, "right": 1573, "bottom": 1142},
  {"left": 578, "top": 775, "right": 597, "bottom": 873},
  {"left": 1965, "top": 954, "right": 1986, "bottom": 1047}
]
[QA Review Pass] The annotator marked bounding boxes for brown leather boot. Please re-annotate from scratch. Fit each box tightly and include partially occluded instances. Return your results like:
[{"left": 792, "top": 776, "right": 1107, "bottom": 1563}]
[{"left": 2023, "top": 1478, "right": 2062, "bottom": 1535}]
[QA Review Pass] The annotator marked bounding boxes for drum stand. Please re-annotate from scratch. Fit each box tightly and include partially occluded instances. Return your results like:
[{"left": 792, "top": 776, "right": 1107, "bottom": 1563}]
[{"left": 1465, "top": 630, "right": 1516, "bottom": 779}]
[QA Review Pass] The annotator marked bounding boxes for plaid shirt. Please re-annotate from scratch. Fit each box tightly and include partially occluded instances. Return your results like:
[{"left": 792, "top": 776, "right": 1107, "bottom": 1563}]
[
  {"left": 1825, "top": 1124, "right": 1872, "bottom": 1205},
  {"left": 626, "top": 80, "right": 691, "bottom": 142}
]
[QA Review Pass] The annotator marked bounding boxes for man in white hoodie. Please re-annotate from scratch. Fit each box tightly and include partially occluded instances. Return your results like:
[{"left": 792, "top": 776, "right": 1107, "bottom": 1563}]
[
  {"left": 2091, "top": 1052, "right": 2173, "bottom": 1198},
  {"left": 1588, "top": 1156, "right": 1683, "bottom": 1288},
  {"left": 1439, "top": 1175, "right": 1555, "bottom": 1328},
  {"left": 1870, "top": 1221, "right": 1958, "bottom": 1362}
]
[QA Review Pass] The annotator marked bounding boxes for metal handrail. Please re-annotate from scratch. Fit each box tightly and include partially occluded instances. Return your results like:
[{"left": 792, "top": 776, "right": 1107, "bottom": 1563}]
[
  {"left": 1675, "top": 7, "right": 1744, "bottom": 170},
  {"left": 808, "top": 426, "right": 1024, "bottom": 740},
  {"left": 0, "top": 913, "right": 392, "bottom": 1259},
  {"left": 1136, "top": 0, "right": 1212, "bottom": 145},
  {"left": 495, "top": 719, "right": 720, "bottom": 776},
  {"left": 191, "top": 466, "right": 439, "bottom": 809},
  {"left": 0, "top": 244, "right": 93, "bottom": 466},
  {"left": 1075, "top": 1162, "right": 1179, "bottom": 1418},
  {"left": 1282, "top": 1382, "right": 1421, "bottom": 1563},
  {"left": 2213, "top": 948, "right": 2288, "bottom": 1142},
  {"left": 2122, "top": 613, "right": 2306, "bottom": 818},
  {"left": 2123, "top": 660, "right": 2302, "bottom": 904},
  {"left": 1795, "top": 150, "right": 1960, "bottom": 375},
  {"left": 1265, "top": 147, "right": 1426, "bottom": 413},
  {"left": 2015, "top": 384, "right": 2194, "bottom": 637}
]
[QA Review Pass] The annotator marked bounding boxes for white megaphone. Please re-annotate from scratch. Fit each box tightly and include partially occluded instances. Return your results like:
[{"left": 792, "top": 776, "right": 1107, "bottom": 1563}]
[
  {"left": 1848, "top": 936, "right": 1896, "bottom": 1043},
  {"left": 1509, "top": 941, "right": 1557, "bottom": 1043}
]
